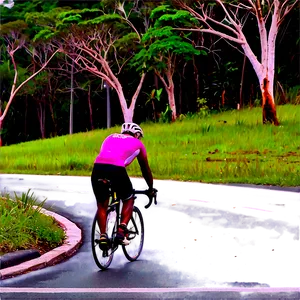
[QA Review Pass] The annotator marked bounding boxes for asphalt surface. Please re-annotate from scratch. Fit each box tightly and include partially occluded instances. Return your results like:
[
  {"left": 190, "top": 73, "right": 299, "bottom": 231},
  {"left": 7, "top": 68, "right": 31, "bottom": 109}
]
[
  {"left": 0, "top": 174, "right": 299, "bottom": 300},
  {"left": 1, "top": 289, "right": 300, "bottom": 299}
]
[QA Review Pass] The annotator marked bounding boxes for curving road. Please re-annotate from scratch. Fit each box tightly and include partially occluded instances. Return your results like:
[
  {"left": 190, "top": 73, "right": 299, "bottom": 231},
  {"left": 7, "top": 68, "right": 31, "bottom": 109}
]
[{"left": 0, "top": 174, "right": 299, "bottom": 299}]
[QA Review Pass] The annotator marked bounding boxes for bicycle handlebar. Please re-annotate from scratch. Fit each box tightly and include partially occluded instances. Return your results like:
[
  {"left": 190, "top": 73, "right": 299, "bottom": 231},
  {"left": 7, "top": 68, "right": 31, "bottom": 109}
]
[{"left": 134, "top": 187, "right": 159, "bottom": 209}]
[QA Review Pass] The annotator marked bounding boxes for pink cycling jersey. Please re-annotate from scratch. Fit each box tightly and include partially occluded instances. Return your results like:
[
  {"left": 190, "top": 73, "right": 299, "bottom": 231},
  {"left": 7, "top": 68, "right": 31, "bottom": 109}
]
[{"left": 94, "top": 133, "right": 147, "bottom": 167}]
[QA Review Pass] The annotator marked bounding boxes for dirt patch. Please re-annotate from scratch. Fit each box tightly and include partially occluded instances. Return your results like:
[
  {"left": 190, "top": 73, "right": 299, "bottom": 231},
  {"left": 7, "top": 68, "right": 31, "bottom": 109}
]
[
  {"left": 206, "top": 157, "right": 250, "bottom": 162},
  {"left": 227, "top": 150, "right": 260, "bottom": 155},
  {"left": 280, "top": 151, "right": 300, "bottom": 157},
  {"left": 208, "top": 149, "right": 220, "bottom": 154}
]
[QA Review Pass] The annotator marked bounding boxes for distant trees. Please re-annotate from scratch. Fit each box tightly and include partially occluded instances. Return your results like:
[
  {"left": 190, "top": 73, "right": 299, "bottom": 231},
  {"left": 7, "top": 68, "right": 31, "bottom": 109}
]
[
  {"left": 0, "top": 20, "right": 58, "bottom": 145},
  {"left": 174, "top": 0, "right": 298, "bottom": 125},
  {"left": 0, "top": 0, "right": 299, "bottom": 145},
  {"left": 131, "top": 5, "right": 204, "bottom": 121},
  {"left": 33, "top": 4, "right": 148, "bottom": 123}
]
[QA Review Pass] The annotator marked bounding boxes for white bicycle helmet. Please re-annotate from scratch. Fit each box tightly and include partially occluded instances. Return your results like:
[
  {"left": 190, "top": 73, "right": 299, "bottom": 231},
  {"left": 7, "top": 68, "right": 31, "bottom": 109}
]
[{"left": 121, "top": 122, "right": 144, "bottom": 137}]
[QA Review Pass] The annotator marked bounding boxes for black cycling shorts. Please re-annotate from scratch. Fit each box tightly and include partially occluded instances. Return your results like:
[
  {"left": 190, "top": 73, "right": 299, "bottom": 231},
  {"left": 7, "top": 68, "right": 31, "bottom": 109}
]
[{"left": 91, "top": 163, "right": 133, "bottom": 203}]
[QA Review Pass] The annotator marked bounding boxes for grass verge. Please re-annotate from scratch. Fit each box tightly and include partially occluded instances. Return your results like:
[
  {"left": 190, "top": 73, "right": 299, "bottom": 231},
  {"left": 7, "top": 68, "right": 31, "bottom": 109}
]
[
  {"left": 0, "top": 190, "right": 65, "bottom": 256},
  {"left": 0, "top": 105, "right": 299, "bottom": 186}
]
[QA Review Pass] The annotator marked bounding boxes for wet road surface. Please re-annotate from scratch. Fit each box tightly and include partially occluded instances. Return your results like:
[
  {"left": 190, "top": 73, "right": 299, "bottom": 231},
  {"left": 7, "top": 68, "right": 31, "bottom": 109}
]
[{"left": 0, "top": 177, "right": 300, "bottom": 300}]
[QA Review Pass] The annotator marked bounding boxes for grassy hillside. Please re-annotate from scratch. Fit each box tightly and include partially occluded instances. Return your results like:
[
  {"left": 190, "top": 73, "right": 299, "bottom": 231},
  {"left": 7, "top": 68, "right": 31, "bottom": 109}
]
[{"left": 0, "top": 105, "right": 299, "bottom": 186}]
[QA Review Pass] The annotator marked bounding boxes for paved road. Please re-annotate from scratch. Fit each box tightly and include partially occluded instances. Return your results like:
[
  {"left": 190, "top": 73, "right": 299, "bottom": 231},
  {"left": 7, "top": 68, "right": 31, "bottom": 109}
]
[{"left": 0, "top": 174, "right": 299, "bottom": 299}]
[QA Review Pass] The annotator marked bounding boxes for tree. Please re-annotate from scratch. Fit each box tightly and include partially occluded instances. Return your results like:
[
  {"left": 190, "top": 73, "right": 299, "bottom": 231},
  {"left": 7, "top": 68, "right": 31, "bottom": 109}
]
[
  {"left": 131, "top": 5, "right": 204, "bottom": 121},
  {"left": 175, "top": 0, "right": 298, "bottom": 125},
  {"left": 0, "top": 20, "right": 59, "bottom": 145},
  {"left": 33, "top": 3, "right": 149, "bottom": 123}
]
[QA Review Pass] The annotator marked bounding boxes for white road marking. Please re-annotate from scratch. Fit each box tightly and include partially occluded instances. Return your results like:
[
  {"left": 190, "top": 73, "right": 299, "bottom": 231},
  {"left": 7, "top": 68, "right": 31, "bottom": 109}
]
[{"left": 0, "top": 287, "right": 300, "bottom": 293}]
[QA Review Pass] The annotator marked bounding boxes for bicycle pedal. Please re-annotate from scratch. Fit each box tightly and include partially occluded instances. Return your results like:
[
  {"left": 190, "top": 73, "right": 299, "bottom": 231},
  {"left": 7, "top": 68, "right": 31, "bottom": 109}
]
[{"left": 122, "top": 237, "right": 130, "bottom": 246}]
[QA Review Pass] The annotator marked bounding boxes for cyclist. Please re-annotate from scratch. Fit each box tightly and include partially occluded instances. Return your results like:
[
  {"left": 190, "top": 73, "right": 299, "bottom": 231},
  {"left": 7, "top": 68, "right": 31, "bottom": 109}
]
[{"left": 91, "top": 122, "right": 154, "bottom": 250}]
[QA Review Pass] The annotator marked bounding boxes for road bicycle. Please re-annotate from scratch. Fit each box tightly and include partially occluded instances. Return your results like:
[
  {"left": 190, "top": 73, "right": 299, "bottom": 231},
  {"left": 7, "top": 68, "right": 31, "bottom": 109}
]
[{"left": 91, "top": 181, "right": 158, "bottom": 270}]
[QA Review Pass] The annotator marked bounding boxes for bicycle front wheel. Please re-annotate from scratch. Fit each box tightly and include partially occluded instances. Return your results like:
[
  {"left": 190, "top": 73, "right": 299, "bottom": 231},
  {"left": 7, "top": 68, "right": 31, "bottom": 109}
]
[
  {"left": 91, "top": 208, "right": 116, "bottom": 270},
  {"left": 122, "top": 206, "right": 144, "bottom": 261}
]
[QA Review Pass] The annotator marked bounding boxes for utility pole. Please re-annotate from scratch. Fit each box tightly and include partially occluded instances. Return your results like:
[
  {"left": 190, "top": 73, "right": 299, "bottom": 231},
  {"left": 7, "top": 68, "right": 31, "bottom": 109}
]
[
  {"left": 105, "top": 81, "right": 111, "bottom": 128},
  {"left": 69, "top": 60, "right": 74, "bottom": 134}
]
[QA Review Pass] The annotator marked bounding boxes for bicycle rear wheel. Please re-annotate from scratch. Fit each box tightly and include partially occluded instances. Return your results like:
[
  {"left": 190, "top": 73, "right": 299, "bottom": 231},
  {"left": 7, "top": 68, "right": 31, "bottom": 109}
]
[
  {"left": 91, "top": 208, "right": 116, "bottom": 270},
  {"left": 122, "top": 206, "right": 144, "bottom": 261}
]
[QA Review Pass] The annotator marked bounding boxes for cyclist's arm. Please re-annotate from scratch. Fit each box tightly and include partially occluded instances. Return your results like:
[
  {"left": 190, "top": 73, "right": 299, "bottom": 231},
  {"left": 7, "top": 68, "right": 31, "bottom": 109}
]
[{"left": 137, "top": 151, "right": 153, "bottom": 190}]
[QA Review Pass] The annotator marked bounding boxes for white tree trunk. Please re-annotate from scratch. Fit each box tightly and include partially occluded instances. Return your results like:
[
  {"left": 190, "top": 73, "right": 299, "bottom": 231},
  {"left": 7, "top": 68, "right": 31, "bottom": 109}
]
[
  {"left": 0, "top": 118, "right": 3, "bottom": 147},
  {"left": 156, "top": 69, "right": 177, "bottom": 121},
  {"left": 167, "top": 85, "right": 176, "bottom": 121},
  {"left": 118, "top": 92, "right": 133, "bottom": 122},
  {"left": 113, "top": 73, "right": 146, "bottom": 123}
]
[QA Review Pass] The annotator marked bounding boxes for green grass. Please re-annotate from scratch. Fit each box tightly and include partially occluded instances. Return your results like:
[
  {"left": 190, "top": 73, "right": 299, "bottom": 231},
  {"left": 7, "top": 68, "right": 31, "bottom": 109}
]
[
  {"left": 0, "top": 105, "right": 299, "bottom": 186},
  {"left": 0, "top": 190, "right": 65, "bottom": 255}
]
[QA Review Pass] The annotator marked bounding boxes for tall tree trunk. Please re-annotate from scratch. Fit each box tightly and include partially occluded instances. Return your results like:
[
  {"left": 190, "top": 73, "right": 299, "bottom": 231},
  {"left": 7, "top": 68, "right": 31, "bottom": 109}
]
[
  {"left": 154, "top": 73, "right": 159, "bottom": 90},
  {"left": 87, "top": 83, "right": 94, "bottom": 130},
  {"left": 167, "top": 84, "right": 176, "bottom": 122},
  {"left": 24, "top": 95, "right": 28, "bottom": 139},
  {"left": 241, "top": 39, "right": 279, "bottom": 125},
  {"left": 49, "top": 100, "right": 57, "bottom": 137},
  {"left": 261, "top": 78, "right": 279, "bottom": 125},
  {"left": 106, "top": 82, "right": 111, "bottom": 128},
  {"left": 239, "top": 54, "right": 247, "bottom": 109},
  {"left": 127, "top": 73, "right": 146, "bottom": 122},
  {"left": 37, "top": 101, "right": 46, "bottom": 139},
  {"left": 193, "top": 57, "right": 200, "bottom": 99},
  {"left": 178, "top": 72, "right": 182, "bottom": 115},
  {"left": 0, "top": 99, "right": 2, "bottom": 147},
  {"left": 156, "top": 70, "right": 177, "bottom": 121},
  {"left": 0, "top": 118, "right": 2, "bottom": 147}
]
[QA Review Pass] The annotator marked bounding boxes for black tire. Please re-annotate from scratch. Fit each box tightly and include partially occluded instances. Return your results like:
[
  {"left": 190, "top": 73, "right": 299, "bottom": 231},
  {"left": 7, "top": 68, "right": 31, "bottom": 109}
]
[
  {"left": 91, "top": 208, "right": 117, "bottom": 270},
  {"left": 122, "top": 206, "right": 144, "bottom": 261}
]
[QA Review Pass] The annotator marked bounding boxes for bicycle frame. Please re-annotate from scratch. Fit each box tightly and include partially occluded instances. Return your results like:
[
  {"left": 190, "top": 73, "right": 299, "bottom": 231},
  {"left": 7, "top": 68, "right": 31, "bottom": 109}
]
[
  {"left": 102, "top": 188, "right": 156, "bottom": 257},
  {"left": 102, "top": 196, "right": 121, "bottom": 257}
]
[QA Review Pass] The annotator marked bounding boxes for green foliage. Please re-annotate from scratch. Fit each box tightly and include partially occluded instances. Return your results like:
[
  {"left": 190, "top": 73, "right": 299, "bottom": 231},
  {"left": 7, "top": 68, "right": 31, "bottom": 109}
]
[
  {"left": 131, "top": 4, "right": 205, "bottom": 74},
  {"left": 59, "top": 9, "right": 83, "bottom": 20},
  {"left": 78, "top": 13, "right": 122, "bottom": 26},
  {"left": 32, "top": 28, "right": 55, "bottom": 42},
  {"left": 197, "top": 97, "right": 210, "bottom": 117},
  {"left": 159, "top": 105, "right": 173, "bottom": 123},
  {"left": 0, "top": 20, "right": 28, "bottom": 35},
  {"left": 26, "top": 7, "right": 74, "bottom": 41},
  {"left": 81, "top": 8, "right": 102, "bottom": 14},
  {"left": 151, "top": 5, "right": 199, "bottom": 27},
  {"left": 0, "top": 59, "right": 29, "bottom": 88},
  {"left": 61, "top": 14, "right": 82, "bottom": 23},
  {"left": 113, "top": 32, "right": 140, "bottom": 49},
  {"left": 145, "top": 88, "right": 163, "bottom": 105},
  {"left": 0, "top": 190, "right": 65, "bottom": 253},
  {"left": 132, "top": 24, "right": 203, "bottom": 72},
  {"left": 286, "top": 85, "right": 300, "bottom": 104}
]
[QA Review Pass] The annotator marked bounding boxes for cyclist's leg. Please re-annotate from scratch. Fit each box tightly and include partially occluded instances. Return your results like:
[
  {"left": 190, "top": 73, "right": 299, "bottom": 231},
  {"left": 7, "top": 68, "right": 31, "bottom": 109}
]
[
  {"left": 120, "top": 196, "right": 134, "bottom": 225},
  {"left": 96, "top": 199, "right": 109, "bottom": 234},
  {"left": 111, "top": 167, "right": 134, "bottom": 243},
  {"left": 91, "top": 164, "right": 110, "bottom": 248}
]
